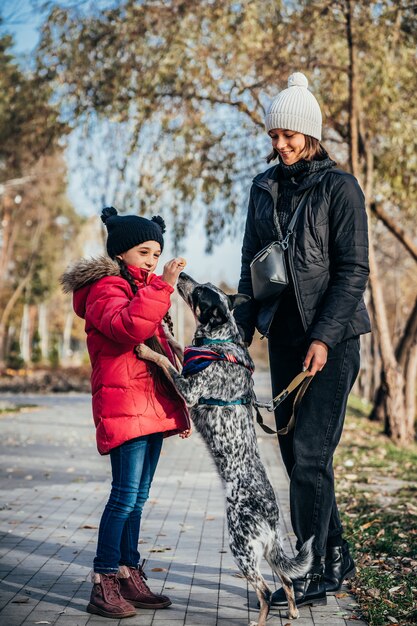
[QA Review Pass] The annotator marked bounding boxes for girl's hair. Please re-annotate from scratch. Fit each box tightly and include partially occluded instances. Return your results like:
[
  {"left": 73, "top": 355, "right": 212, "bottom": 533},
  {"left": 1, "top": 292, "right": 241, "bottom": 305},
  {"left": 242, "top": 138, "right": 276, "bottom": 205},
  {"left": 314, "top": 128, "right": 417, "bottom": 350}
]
[
  {"left": 266, "top": 135, "right": 328, "bottom": 164},
  {"left": 116, "top": 257, "right": 175, "bottom": 396}
]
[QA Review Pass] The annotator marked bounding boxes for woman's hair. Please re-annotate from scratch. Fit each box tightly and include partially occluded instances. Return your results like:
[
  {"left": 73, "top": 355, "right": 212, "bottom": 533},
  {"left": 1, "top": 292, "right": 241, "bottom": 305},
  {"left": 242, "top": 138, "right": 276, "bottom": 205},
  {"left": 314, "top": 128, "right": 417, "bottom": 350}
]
[
  {"left": 266, "top": 135, "right": 328, "bottom": 164},
  {"left": 116, "top": 257, "right": 175, "bottom": 396}
]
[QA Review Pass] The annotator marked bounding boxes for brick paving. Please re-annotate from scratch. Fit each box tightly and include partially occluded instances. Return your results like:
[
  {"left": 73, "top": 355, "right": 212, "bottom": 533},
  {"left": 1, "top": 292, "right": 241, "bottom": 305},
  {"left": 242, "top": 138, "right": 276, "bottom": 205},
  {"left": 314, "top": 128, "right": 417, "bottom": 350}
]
[{"left": 0, "top": 376, "right": 367, "bottom": 626}]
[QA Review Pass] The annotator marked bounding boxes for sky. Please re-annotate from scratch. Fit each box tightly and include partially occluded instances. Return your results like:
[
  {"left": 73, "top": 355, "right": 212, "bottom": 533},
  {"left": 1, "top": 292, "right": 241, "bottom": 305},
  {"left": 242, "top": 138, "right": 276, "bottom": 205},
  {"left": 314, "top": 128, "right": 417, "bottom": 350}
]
[{"left": 4, "top": 0, "right": 253, "bottom": 288}]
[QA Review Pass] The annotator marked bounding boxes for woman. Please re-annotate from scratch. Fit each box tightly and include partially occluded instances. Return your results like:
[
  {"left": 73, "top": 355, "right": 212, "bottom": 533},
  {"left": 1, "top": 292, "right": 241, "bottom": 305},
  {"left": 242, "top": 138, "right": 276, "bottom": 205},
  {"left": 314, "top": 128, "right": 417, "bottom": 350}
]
[{"left": 235, "top": 72, "right": 371, "bottom": 608}]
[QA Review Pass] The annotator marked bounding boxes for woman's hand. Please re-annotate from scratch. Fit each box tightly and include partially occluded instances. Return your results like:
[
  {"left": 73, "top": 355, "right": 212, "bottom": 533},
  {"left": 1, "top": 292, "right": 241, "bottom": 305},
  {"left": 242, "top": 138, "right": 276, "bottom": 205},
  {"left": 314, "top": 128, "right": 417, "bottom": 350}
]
[
  {"left": 303, "top": 340, "right": 329, "bottom": 376},
  {"left": 162, "top": 257, "right": 187, "bottom": 286},
  {"left": 179, "top": 426, "right": 192, "bottom": 439}
]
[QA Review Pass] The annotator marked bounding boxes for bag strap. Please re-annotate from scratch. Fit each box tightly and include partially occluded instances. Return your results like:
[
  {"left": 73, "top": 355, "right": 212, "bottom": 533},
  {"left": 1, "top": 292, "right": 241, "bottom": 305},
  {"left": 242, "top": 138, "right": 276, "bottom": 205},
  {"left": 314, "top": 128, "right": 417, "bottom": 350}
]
[
  {"left": 280, "top": 186, "right": 315, "bottom": 250},
  {"left": 254, "top": 370, "right": 313, "bottom": 435}
]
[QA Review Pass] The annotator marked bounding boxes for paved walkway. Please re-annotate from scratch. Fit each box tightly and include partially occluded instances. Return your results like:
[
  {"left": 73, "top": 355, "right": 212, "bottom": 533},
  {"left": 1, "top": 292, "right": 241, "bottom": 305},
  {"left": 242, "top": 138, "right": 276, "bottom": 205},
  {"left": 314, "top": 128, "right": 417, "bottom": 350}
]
[{"left": 0, "top": 375, "right": 367, "bottom": 626}]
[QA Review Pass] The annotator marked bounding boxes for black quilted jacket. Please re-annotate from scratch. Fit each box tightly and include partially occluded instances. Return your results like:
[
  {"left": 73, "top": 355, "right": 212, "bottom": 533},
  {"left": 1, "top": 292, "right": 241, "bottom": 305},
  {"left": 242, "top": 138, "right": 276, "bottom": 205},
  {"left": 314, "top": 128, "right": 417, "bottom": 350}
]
[{"left": 234, "top": 161, "right": 371, "bottom": 349}]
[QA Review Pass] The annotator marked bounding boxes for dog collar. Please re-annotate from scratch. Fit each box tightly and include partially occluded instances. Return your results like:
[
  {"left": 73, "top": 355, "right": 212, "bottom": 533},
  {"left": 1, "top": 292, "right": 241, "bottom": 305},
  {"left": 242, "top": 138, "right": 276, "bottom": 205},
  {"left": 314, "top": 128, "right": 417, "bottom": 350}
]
[
  {"left": 198, "top": 396, "right": 252, "bottom": 407},
  {"left": 193, "top": 337, "right": 234, "bottom": 346}
]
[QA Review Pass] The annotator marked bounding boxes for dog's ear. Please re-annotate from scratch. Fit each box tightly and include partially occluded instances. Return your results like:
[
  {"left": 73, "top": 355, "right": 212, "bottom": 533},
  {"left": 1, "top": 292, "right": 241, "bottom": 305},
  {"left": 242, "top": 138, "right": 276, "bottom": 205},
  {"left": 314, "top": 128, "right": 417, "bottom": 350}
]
[{"left": 227, "top": 293, "right": 251, "bottom": 310}]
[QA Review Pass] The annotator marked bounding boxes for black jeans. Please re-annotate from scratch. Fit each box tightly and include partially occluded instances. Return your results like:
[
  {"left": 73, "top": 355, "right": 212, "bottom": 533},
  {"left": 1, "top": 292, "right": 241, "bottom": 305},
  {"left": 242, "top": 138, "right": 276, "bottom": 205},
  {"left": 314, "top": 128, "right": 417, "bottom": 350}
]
[{"left": 268, "top": 336, "right": 360, "bottom": 557}]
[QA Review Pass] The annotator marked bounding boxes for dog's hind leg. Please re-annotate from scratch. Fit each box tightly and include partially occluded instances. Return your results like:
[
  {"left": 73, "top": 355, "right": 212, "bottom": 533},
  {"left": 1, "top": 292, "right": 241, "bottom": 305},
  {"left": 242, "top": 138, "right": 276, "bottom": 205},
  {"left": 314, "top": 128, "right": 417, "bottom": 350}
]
[
  {"left": 248, "top": 574, "right": 271, "bottom": 626},
  {"left": 278, "top": 573, "right": 299, "bottom": 620},
  {"left": 231, "top": 542, "right": 271, "bottom": 626}
]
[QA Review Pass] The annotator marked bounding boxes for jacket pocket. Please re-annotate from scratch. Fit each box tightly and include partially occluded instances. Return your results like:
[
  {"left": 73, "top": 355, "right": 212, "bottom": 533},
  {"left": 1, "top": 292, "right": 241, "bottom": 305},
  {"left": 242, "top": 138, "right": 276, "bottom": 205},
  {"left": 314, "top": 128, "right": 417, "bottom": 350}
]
[{"left": 127, "top": 352, "right": 148, "bottom": 379}]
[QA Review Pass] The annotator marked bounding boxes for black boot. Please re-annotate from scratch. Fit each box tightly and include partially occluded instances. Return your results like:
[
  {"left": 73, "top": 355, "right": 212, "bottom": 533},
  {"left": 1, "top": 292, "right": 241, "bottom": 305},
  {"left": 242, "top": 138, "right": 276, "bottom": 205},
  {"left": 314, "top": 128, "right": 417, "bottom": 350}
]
[
  {"left": 270, "top": 559, "right": 327, "bottom": 608},
  {"left": 324, "top": 541, "right": 356, "bottom": 593}
]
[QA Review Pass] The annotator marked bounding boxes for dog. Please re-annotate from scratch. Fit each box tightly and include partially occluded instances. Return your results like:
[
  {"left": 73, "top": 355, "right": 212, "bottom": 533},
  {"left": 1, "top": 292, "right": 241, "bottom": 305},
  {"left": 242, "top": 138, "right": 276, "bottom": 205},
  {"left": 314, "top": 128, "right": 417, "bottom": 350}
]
[{"left": 136, "top": 273, "right": 313, "bottom": 626}]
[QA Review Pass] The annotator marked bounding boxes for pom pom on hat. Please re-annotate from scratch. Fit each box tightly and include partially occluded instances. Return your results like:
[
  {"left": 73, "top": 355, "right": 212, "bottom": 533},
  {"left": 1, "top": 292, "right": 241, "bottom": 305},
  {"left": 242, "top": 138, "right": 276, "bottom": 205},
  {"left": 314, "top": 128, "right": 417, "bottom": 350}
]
[
  {"left": 265, "top": 71, "right": 322, "bottom": 140},
  {"left": 101, "top": 207, "right": 165, "bottom": 258},
  {"left": 100, "top": 206, "right": 118, "bottom": 224},
  {"left": 288, "top": 72, "right": 309, "bottom": 88},
  {"left": 151, "top": 215, "right": 166, "bottom": 234}
]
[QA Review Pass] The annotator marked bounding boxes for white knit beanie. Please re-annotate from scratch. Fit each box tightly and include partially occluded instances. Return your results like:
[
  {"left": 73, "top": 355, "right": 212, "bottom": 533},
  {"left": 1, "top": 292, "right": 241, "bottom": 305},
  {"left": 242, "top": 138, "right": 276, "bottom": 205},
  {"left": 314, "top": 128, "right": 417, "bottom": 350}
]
[{"left": 265, "top": 72, "right": 322, "bottom": 140}]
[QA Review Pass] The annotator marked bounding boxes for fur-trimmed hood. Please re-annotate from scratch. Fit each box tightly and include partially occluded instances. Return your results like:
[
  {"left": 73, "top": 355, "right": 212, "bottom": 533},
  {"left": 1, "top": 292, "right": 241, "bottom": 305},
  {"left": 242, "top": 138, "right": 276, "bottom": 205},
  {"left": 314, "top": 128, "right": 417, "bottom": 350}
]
[{"left": 60, "top": 256, "right": 121, "bottom": 294}]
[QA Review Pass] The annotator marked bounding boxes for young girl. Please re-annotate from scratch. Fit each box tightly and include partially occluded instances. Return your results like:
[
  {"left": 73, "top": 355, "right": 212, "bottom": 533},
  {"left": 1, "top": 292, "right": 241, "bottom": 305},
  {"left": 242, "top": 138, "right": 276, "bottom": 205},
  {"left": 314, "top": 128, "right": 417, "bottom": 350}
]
[
  {"left": 62, "top": 207, "right": 191, "bottom": 619},
  {"left": 235, "top": 72, "right": 371, "bottom": 609}
]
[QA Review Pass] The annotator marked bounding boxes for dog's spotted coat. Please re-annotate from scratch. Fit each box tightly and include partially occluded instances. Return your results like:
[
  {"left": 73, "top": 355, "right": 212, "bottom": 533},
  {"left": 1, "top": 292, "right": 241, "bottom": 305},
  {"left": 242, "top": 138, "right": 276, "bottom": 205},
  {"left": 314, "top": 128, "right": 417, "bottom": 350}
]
[{"left": 137, "top": 273, "right": 313, "bottom": 625}]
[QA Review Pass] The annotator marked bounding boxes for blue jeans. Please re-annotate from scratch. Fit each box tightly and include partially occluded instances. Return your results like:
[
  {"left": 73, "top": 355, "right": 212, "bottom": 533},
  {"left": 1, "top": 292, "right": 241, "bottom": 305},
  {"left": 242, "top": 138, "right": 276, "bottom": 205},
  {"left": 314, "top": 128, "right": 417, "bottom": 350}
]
[
  {"left": 93, "top": 433, "right": 163, "bottom": 573},
  {"left": 268, "top": 336, "right": 360, "bottom": 557}
]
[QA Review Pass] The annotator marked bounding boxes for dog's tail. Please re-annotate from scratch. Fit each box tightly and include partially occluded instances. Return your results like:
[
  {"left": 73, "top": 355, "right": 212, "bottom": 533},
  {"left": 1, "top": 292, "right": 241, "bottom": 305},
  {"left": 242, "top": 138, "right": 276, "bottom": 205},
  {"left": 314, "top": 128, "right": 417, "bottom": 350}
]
[{"left": 267, "top": 535, "right": 314, "bottom": 580}]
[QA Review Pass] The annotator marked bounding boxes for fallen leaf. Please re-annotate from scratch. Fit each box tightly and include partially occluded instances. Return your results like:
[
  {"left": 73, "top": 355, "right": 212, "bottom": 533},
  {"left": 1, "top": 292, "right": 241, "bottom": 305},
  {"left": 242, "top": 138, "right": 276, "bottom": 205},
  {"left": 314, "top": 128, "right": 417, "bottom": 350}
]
[
  {"left": 406, "top": 503, "right": 417, "bottom": 516},
  {"left": 80, "top": 524, "right": 98, "bottom": 529},
  {"left": 335, "top": 592, "right": 348, "bottom": 598},
  {"left": 206, "top": 515, "right": 215, "bottom": 520},
  {"left": 12, "top": 596, "right": 30, "bottom": 603},
  {"left": 151, "top": 567, "right": 167, "bottom": 572},
  {"left": 149, "top": 547, "right": 172, "bottom": 552},
  {"left": 360, "top": 519, "right": 381, "bottom": 531}
]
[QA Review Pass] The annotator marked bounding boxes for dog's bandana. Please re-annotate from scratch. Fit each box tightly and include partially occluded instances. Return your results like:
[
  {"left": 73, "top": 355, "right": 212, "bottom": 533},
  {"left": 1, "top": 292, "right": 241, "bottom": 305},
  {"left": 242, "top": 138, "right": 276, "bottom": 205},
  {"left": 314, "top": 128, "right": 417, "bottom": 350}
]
[{"left": 182, "top": 346, "right": 254, "bottom": 377}]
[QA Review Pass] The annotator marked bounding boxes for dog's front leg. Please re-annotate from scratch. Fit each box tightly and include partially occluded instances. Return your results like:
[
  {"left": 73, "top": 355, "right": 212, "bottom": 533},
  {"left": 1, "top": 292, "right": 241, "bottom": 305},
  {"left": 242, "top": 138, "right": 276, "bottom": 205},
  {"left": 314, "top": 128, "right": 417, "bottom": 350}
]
[
  {"left": 136, "top": 344, "right": 206, "bottom": 407},
  {"left": 164, "top": 328, "right": 184, "bottom": 365},
  {"left": 135, "top": 344, "right": 175, "bottom": 380},
  {"left": 167, "top": 369, "right": 207, "bottom": 407}
]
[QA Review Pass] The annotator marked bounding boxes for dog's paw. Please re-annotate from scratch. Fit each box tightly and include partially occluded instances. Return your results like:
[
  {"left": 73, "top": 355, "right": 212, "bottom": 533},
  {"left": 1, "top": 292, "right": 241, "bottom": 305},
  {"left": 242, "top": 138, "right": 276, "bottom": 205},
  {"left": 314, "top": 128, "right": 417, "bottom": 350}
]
[
  {"left": 135, "top": 344, "right": 154, "bottom": 361},
  {"left": 287, "top": 607, "right": 299, "bottom": 620}
]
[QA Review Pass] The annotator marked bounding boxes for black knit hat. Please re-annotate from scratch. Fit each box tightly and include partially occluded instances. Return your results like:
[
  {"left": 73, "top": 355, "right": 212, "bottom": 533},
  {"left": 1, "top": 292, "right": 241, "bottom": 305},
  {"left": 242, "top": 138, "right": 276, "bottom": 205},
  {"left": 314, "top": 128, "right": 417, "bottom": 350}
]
[{"left": 100, "top": 207, "right": 165, "bottom": 258}]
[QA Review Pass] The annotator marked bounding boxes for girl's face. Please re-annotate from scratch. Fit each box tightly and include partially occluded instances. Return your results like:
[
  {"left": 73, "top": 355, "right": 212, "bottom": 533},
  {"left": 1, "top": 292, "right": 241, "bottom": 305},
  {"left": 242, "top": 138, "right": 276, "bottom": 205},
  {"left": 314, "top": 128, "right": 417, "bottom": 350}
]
[
  {"left": 118, "top": 240, "right": 162, "bottom": 273},
  {"left": 268, "top": 129, "right": 306, "bottom": 165}
]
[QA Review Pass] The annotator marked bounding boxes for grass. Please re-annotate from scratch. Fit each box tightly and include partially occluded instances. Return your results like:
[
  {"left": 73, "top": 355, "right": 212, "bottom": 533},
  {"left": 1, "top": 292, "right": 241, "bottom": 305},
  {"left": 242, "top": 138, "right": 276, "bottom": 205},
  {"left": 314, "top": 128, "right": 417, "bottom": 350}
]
[
  {"left": 335, "top": 396, "right": 417, "bottom": 626},
  {"left": 0, "top": 403, "right": 39, "bottom": 416}
]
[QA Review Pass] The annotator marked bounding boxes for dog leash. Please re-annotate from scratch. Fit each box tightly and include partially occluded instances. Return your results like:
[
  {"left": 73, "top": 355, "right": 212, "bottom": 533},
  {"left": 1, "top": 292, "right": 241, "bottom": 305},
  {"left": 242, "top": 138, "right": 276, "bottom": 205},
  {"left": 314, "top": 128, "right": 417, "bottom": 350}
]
[{"left": 254, "top": 370, "right": 313, "bottom": 435}]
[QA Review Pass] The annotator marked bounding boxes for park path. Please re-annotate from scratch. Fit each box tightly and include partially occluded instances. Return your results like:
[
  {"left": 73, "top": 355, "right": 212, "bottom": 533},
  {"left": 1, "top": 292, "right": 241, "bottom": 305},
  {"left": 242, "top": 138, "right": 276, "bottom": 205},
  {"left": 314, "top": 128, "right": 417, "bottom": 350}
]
[{"left": 0, "top": 374, "right": 367, "bottom": 626}]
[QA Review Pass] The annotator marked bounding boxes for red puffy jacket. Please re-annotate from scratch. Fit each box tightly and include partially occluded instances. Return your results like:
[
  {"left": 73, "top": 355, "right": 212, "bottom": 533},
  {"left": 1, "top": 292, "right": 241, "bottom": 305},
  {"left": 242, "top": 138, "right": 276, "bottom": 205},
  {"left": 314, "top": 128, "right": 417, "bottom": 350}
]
[{"left": 61, "top": 257, "right": 190, "bottom": 454}]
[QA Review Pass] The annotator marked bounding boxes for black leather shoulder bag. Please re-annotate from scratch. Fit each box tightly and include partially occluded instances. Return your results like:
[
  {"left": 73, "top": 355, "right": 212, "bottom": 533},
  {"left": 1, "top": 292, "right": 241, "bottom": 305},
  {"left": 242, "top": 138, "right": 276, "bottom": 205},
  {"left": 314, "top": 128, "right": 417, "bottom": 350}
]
[{"left": 250, "top": 188, "right": 312, "bottom": 301}]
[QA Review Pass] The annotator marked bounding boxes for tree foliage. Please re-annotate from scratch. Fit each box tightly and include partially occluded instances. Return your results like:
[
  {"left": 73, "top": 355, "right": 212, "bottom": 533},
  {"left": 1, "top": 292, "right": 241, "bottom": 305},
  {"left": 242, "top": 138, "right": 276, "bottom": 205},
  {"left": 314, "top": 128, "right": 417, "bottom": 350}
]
[
  {"left": 37, "top": 0, "right": 417, "bottom": 250},
  {"left": 0, "top": 32, "right": 82, "bottom": 366}
]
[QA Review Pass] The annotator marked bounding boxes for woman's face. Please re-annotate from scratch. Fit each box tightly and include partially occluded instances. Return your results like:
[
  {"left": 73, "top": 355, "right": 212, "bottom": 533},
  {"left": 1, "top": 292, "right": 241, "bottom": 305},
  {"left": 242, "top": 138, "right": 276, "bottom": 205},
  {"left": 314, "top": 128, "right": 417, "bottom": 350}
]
[
  {"left": 117, "top": 240, "right": 162, "bottom": 273},
  {"left": 268, "top": 129, "right": 306, "bottom": 165}
]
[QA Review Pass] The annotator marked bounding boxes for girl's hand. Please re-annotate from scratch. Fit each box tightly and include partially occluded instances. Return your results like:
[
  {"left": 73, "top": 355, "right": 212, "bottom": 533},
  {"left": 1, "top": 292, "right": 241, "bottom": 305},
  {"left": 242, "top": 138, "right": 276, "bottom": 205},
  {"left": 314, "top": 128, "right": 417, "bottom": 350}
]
[
  {"left": 179, "top": 427, "right": 192, "bottom": 439},
  {"left": 162, "top": 257, "right": 187, "bottom": 286},
  {"left": 303, "top": 340, "right": 329, "bottom": 376}
]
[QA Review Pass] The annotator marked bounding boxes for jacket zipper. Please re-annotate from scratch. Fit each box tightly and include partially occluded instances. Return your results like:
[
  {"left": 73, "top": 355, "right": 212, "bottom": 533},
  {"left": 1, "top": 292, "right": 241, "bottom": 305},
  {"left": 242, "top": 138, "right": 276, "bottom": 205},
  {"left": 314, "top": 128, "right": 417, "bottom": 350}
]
[
  {"left": 287, "top": 239, "right": 308, "bottom": 331},
  {"left": 254, "top": 179, "right": 308, "bottom": 334}
]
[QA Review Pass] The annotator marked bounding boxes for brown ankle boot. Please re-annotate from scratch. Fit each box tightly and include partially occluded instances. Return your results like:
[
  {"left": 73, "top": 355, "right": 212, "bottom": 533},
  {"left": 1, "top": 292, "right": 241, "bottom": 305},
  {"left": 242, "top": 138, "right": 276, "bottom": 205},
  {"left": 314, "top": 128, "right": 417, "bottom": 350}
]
[
  {"left": 118, "top": 564, "right": 172, "bottom": 609},
  {"left": 87, "top": 572, "right": 137, "bottom": 618}
]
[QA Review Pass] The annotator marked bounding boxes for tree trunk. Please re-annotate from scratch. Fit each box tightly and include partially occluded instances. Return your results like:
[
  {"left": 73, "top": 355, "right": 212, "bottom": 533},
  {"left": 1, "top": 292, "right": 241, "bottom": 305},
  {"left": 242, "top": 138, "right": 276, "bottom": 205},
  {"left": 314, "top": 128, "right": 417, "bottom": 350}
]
[
  {"left": 405, "top": 345, "right": 417, "bottom": 437},
  {"left": 38, "top": 302, "right": 49, "bottom": 361},
  {"left": 19, "top": 302, "right": 31, "bottom": 364},
  {"left": 344, "top": 3, "right": 414, "bottom": 444},
  {"left": 368, "top": 232, "right": 412, "bottom": 443},
  {"left": 0, "top": 272, "right": 32, "bottom": 369},
  {"left": 345, "top": 0, "right": 360, "bottom": 179},
  {"left": 62, "top": 308, "right": 73, "bottom": 366}
]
